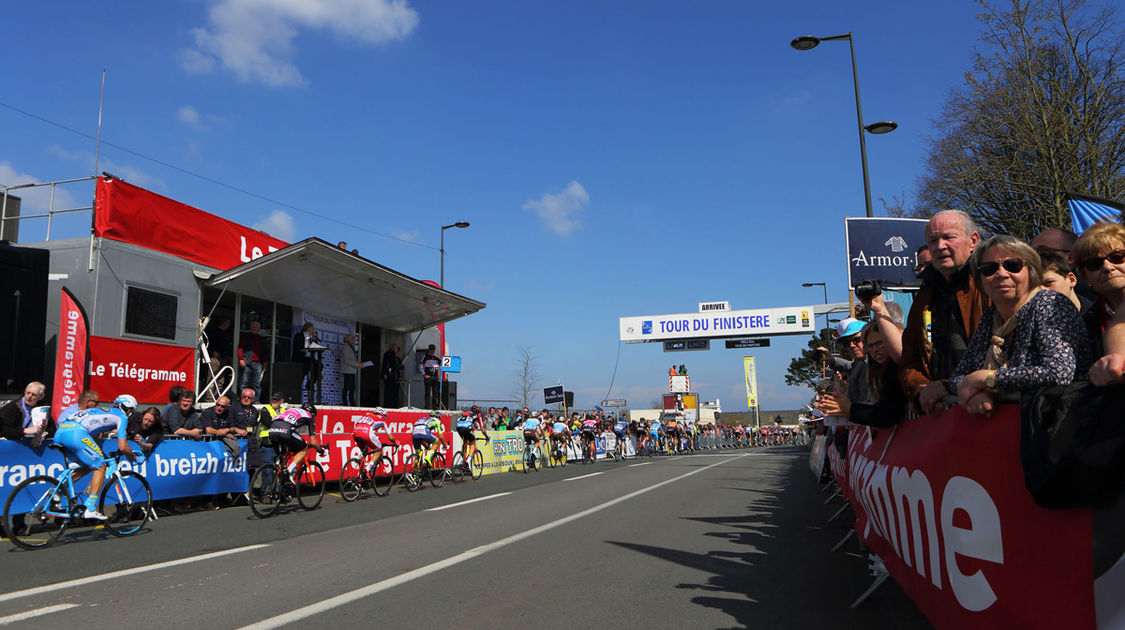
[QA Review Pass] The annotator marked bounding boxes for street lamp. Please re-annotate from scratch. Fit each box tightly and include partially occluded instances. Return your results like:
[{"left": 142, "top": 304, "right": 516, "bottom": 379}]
[
  {"left": 791, "top": 33, "right": 897, "bottom": 218},
  {"left": 801, "top": 282, "right": 829, "bottom": 334},
  {"left": 440, "top": 221, "right": 470, "bottom": 288}
]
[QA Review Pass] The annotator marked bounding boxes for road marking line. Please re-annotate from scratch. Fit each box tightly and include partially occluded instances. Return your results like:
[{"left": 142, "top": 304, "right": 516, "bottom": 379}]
[
  {"left": 241, "top": 454, "right": 748, "bottom": 630},
  {"left": 0, "top": 544, "right": 270, "bottom": 603},
  {"left": 0, "top": 603, "right": 80, "bottom": 625},
  {"left": 564, "top": 472, "right": 605, "bottom": 481},
  {"left": 628, "top": 462, "right": 652, "bottom": 467},
  {"left": 425, "top": 492, "right": 512, "bottom": 512}
]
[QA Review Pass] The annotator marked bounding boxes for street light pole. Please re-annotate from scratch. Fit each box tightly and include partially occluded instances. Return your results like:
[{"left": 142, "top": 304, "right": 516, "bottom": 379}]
[
  {"left": 791, "top": 33, "right": 897, "bottom": 218},
  {"left": 439, "top": 221, "right": 470, "bottom": 288},
  {"left": 801, "top": 282, "right": 829, "bottom": 334}
]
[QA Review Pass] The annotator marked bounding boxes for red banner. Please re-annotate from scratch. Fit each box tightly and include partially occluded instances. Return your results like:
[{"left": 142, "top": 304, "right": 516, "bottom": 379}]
[
  {"left": 304, "top": 408, "right": 454, "bottom": 481},
  {"left": 94, "top": 177, "right": 289, "bottom": 271},
  {"left": 51, "top": 288, "right": 89, "bottom": 419},
  {"left": 88, "top": 336, "right": 195, "bottom": 405},
  {"left": 846, "top": 407, "right": 1094, "bottom": 629}
]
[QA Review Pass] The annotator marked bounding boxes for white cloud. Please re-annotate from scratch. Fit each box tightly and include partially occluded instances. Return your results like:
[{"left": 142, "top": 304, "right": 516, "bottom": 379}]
[
  {"left": 181, "top": 0, "right": 420, "bottom": 87},
  {"left": 177, "top": 105, "right": 201, "bottom": 126},
  {"left": 522, "top": 181, "right": 588, "bottom": 236},
  {"left": 47, "top": 146, "right": 166, "bottom": 191},
  {"left": 0, "top": 162, "right": 81, "bottom": 214},
  {"left": 390, "top": 228, "right": 421, "bottom": 243},
  {"left": 252, "top": 209, "right": 297, "bottom": 242}
]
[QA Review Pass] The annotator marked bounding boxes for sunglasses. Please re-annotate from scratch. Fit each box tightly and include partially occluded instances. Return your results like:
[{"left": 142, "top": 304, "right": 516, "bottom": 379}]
[
  {"left": 214, "top": 404, "right": 228, "bottom": 409},
  {"left": 1079, "top": 249, "right": 1125, "bottom": 272},
  {"left": 979, "top": 258, "right": 1025, "bottom": 277}
]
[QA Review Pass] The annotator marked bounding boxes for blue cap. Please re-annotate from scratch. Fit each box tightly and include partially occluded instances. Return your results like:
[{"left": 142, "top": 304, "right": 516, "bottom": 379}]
[{"left": 836, "top": 317, "right": 866, "bottom": 339}]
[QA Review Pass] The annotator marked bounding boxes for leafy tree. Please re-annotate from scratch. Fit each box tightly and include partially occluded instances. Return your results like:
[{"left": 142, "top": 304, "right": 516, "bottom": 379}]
[
  {"left": 784, "top": 327, "right": 838, "bottom": 390},
  {"left": 915, "top": 0, "right": 1125, "bottom": 236}
]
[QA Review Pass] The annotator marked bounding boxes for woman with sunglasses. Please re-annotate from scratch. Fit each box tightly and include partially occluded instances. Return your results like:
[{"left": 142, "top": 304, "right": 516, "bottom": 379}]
[
  {"left": 951, "top": 235, "right": 1092, "bottom": 416},
  {"left": 1074, "top": 222, "right": 1125, "bottom": 386}
]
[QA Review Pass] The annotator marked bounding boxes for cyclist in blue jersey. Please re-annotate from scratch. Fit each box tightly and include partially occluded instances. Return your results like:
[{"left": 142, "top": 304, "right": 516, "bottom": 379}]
[
  {"left": 522, "top": 411, "right": 543, "bottom": 463},
  {"left": 612, "top": 416, "right": 629, "bottom": 457},
  {"left": 413, "top": 411, "right": 446, "bottom": 466},
  {"left": 54, "top": 394, "right": 137, "bottom": 520},
  {"left": 455, "top": 407, "right": 484, "bottom": 465}
]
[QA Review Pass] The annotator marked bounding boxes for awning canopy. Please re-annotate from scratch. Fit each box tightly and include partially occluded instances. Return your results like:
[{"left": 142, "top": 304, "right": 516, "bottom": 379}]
[{"left": 205, "top": 237, "right": 485, "bottom": 332}]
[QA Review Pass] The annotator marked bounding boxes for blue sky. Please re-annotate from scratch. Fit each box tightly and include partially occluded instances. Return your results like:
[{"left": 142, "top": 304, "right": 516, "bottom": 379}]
[{"left": 3, "top": 1, "right": 984, "bottom": 412}]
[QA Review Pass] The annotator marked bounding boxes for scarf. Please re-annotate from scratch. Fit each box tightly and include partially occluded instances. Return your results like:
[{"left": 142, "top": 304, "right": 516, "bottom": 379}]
[{"left": 984, "top": 288, "right": 1040, "bottom": 370}]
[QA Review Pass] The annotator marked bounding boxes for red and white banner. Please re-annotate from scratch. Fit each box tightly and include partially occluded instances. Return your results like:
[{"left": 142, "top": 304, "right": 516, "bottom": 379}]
[
  {"left": 94, "top": 177, "right": 289, "bottom": 271},
  {"left": 846, "top": 406, "right": 1094, "bottom": 629},
  {"left": 88, "top": 336, "right": 195, "bottom": 405},
  {"left": 305, "top": 408, "right": 454, "bottom": 481},
  {"left": 51, "top": 288, "right": 89, "bottom": 418}
]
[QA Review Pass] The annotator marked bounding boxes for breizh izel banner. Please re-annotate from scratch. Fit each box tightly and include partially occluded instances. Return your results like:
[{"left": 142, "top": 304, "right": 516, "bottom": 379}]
[{"left": 619, "top": 306, "right": 816, "bottom": 342}]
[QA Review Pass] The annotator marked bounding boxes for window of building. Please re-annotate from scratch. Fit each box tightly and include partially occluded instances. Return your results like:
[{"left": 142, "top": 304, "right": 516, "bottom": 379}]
[{"left": 124, "top": 286, "right": 177, "bottom": 340}]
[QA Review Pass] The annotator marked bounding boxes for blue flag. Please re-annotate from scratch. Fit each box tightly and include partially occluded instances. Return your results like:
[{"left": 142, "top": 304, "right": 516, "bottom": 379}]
[{"left": 1067, "top": 192, "right": 1124, "bottom": 234}]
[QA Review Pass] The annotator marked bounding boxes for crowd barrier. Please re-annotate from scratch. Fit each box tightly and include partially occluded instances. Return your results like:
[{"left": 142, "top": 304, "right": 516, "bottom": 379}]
[{"left": 830, "top": 405, "right": 1116, "bottom": 629}]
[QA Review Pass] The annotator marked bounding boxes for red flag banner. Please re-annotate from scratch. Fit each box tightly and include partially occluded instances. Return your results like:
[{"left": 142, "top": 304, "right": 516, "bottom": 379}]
[
  {"left": 846, "top": 407, "right": 1094, "bottom": 629},
  {"left": 51, "top": 288, "right": 89, "bottom": 419},
  {"left": 94, "top": 177, "right": 288, "bottom": 271},
  {"left": 88, "top": 336, "right": 195, "bottom": 404}
]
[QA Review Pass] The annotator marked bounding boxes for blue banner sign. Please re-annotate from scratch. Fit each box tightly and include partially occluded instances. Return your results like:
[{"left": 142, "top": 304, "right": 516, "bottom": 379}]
[
  {"left": 845, "top": 217, "right": 928, "bottom": 289},
  {"left": 543, "top": 385, "right": 564, "bottom": 404}
]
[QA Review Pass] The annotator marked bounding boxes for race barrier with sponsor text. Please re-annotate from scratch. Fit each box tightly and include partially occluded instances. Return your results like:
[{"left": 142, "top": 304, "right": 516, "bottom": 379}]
[{"left": 841, "top": 405, "right": 1096, "bottom": 629}]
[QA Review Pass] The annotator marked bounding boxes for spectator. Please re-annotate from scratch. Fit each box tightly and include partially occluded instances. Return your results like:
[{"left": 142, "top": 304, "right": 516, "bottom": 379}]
[
  {"left": 201, "top": 395, "right": 246, "bottom": 441},
  {"left": 0, "top": 381, "right": 46, "bottom": 441},
  {"left": 850, "top": 317, "right": 908, "bottom": 427},
  {"left": 126, "top": 407, "right": 164, "bottom": 454},
  {"left": 420, "top": 344, "right": 441, "bottom": 409},
  {"left": 58, "top": 389, "right": 100, "bottom": 424},
  {"left": 951, "top": 235, "right": 1092, "bottom": 416},
  {"left": 1039, "top": 251, "right": 1088, "bottom": 312},
  {"left": 255, "top": 391, "right": 287, "bottom": 469},
  {"left": 1074, "top": 222, "right": 1125, "bottom": 386},
  {"left": 913, "top": 244, "right": 933, "bottom": 279},
  {"left": 339, "top": 333, "right": 360, "bottom": 406},
  {"left": 233, "top": 388, "right": 262, "bottom": 467},
  {"left": 495, "top": 407, "right": 510, "bottom": 430},
  {"left": 1034, "top": 226, "right": 1100, "bottom": 305},
  {"left": 814, "top": 318, "right": 870, "bottom": 418},
  {"left": 381, "top": 343, "right": 402, "bottom": 408},
  {"left": 857, "top": 291, "right": 906, "bottom": 364},
  {"left": 164, "top": 390, "right": 204, "bottom": 439},
  {"left": 164, "top": 385, "right": 185, "bottom": 420},
  {"left": 237, "top": 320, "right": 269, "bottom": 401},
  {"left": 900, "top": 210, "right": 991, "bottom": 415}
]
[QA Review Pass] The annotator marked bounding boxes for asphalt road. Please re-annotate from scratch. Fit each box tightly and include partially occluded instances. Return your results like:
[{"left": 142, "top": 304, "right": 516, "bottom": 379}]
[{"left": 0, "top": 447, "right": 931, "bottom": 629}]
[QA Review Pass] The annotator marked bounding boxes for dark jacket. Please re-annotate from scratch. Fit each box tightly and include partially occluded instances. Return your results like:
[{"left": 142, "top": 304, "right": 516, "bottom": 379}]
[{"left": 0, "top": 400, "right": 26, "bottom": 441}]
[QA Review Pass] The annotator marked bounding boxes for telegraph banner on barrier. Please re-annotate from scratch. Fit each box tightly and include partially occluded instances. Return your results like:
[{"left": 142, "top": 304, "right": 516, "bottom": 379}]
[{"left": 846, "top": 407, "right": 1094, "bottom": 629}]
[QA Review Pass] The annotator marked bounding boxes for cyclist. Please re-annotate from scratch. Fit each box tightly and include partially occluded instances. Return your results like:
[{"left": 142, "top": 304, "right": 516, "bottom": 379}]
[
  {"left": 53, "top": 394, "right": 137, "bottom": 520},
  {"left": 352, "top": 407, "right": 395, "bottom": 472},
  {"left": 522, "top": 411, "right": 543, "bottom": 465},
  {"left": 268, "top": 403, "right": 325, "bottom": 477},
  {"left": 612, "top": 416, "right": 629, "bottom": 457},
  {"left": 455, "top": 407, "right": 487, "bottom": 467},
  {"left": 550, "top": 415, "right": 570, "bottom": 455},
  {"left": 413, "top": 410, "right": 446, "bottom": 466},
  {"left": 648, "top": 418, "right": 662, "bottom": 453},
  {"left": 664, "top": 416, "right": 680, "bottom": 452},
  {"left": 581, "top": 414, "right": 599, "bottom": 461}
]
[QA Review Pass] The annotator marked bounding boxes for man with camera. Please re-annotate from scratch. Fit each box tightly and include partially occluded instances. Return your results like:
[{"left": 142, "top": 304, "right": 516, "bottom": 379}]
[{"left": 899, "top": 210, "right": 990, "bottom": 415}]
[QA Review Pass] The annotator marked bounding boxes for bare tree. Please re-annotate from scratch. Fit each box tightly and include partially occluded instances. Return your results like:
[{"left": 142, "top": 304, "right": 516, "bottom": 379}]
[
  {"left": 915, "top": 0, "right": 1125, "bottom": 236},
  {"left": 511, "top": 345, "right": 540, "bottom": 408}
]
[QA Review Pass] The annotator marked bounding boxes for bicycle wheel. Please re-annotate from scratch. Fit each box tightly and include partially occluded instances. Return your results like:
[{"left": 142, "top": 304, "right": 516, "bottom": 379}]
[
  {"left": 403, "top": 454, "right": 423, "bottom": 492},
  {"left": 249, "top": 464, "right": 282, "bottom": 518},
  {"left": 450, "top": 452, "right": 465, "bottom": 484},
  {"left": 470, "top": 450, "right": 484, "bottom": 479},
  {"left": 98, "top": 471, "right": 152, "bottom": 537},
  {"left": 296, "top": 461, "right": 326, "bottom": 510},
  {"left": 3, "top": 476, "right": 68, "bottom": 550},
  {"left": 371, "top": 456, "right": 395, "bottom": 497},
  {"left": 613, "top": 440, "right": 623, "bottom": 462},
  {"left": 429, "top": 452, "right": 447, "bottom": 488},
  {"left": 340, "top": 457, "right": 366, "bottom": 502},
  {"left": 522, "top": 446, "right": 533, "bottom": 473}
]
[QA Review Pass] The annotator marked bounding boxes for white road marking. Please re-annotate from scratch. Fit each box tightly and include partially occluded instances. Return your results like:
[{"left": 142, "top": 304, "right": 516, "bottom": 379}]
[
  {"left": 425, "top": 492, "right": 512, "bottom": 512},
  {"left": 241, "top": 454, "right": 748, "bottom": 629},
  {"left": 564, "top": 471, "right": 605, "bottom": 481},
  {"left": 0, "top": 544, "right": 270, "bottom": 604},
  {"left": 628, "top": 462, "right": 652, "bottom": 467},
  {"left": 0, "top": 603, "right": 80, "bottom": 625}
]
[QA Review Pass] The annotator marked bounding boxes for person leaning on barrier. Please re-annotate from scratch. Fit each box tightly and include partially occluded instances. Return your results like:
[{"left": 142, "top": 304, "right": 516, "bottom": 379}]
[
  {"left": 0, "top": 381, "right": 47, "bottom": 441},
  {"left": 814, "top": 317, "right": 870, "bottom": 419},
  {"left": 900, "top": 210, "right": 991, "bottom": 415},
  {"left": 950, "top": 235, "right": 1093, "bottom": 416},
  {"left": 1074, "top": 222, "right": 1125, "bottom": 387},
  {"left": 126, "top": 407, "right": 164, "bottom": 454},
  {"left": 164, "top": 390, "right": 204, "bottom": 439}
]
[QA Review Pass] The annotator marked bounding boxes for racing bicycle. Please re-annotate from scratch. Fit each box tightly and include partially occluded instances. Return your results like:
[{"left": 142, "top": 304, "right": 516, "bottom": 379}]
[
  {"left": 340, "top": 440, "right": 401, "bottom": 501},
  {"left": 249, "top": 444, "right": 326, "bottom": 518},
  {"left": 3, "top": 444, "right": 153, "bottom": 550}
]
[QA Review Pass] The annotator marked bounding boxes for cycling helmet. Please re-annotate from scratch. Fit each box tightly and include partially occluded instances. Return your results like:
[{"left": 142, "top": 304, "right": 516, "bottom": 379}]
[
  {"left": 30, "top": 406, "right": 51, "bottom": 429},
  {"left": 429, "top": 410, "right": 442, "bottom": 419},
  {"left": 470, "top": 405, "right": 481, "bottom": 414},
  {"left": 114, "top": 394, "right": 138, "bottom": 412},
  {"left": 372, "top": 407, "right": 387, "bottom": 417},
  {"left": 301, "top": 403, "right": 318, "bottom": 416}
]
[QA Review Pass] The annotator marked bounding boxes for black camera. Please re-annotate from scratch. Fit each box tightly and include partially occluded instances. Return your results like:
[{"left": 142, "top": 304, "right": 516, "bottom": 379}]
[{"left": 854, "top": 279, "right": 884, "bottom": 301}]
